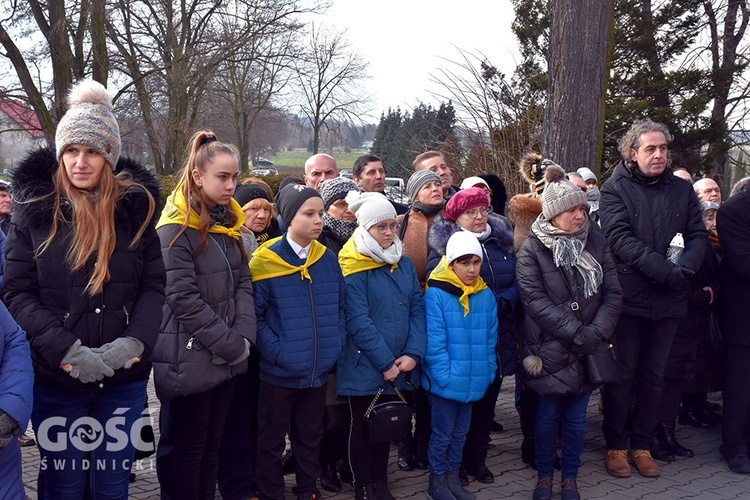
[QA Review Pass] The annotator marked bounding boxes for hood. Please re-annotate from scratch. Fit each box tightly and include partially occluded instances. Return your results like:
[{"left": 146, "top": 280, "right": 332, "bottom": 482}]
[
  {"left": 427, "top": 212, "right": 515, "bottom": 256},
  {"left": 11, "top": 146, "right": 162, "bottom": 235}
]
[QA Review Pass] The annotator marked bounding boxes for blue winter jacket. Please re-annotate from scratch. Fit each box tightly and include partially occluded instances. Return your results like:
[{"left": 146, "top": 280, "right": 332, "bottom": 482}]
[
  {"left": 422, "top": 284, "right": 498, "bottom": 403},
  {"left": 0, "top": 302, "right": 33, "bottom": 500},
  {"left": 253, "top": 236, "right": 346, "bottom": 389},
  {"left": 337, "top": 257, "right": 426, "bottom": 396}
]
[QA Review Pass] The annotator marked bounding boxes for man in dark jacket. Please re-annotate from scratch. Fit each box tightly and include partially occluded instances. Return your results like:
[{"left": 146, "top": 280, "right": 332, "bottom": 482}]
[
  {"left": 717, "top": 183, "right": 750, "bottom": 473},
  {"left": 599, "top": 120, "right": 707, "bottom": 479},
  {"left": 352, "top": 154, "right": 407, "bottom": 214}
]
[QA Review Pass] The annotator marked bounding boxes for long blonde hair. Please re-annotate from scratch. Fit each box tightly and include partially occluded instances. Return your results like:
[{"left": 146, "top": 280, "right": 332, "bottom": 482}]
[{"left": 39, "top": 160, "right": 155, "bottom": 296}]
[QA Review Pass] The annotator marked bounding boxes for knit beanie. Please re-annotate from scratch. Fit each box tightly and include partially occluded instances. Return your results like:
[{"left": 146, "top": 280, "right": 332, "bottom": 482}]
[
  {"left": 277, "top": 176, "right": 304, "bottom": 194},
  {"left": 460, "top": 176, "right": 490, "bottom": 191},
  {"left": 345, "top": 191, "right": 396, "bottom": 230},
  {"left": 406, "top": 170, "right": 442, "bottom": 201},
  {"left": 276, "top": 184, "right": 321, "bottom": 227},
  {"left": 234, "top": 183, "right": 271, "bottom": 207},
  {"left": 541, "top": 165, "right": 588, "bottom": 220},
  {"left": 577, "top": 167, "right": 597, "bottom": 183},
  {"left": 444, "top": 187, "right": 490, "bottom": 221},
  {"left": 320, "top": 177, "right": 360, "bottom": 210},
  {"left": 446, "top": 231, "right": 483, "bottom": 265},
  {"left": 702, "top": 201, "right": 720, "bottom": 213},
  {"left": 55, "top": 79, "right": 121, "bottom": 169}
]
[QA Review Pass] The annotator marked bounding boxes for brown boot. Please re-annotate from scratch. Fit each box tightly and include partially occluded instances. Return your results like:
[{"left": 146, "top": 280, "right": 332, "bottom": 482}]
[
  {"left": 630, "top": 449, "right": 661, "bottom": 477},
  {"left": 605, "top": 449, "right": 631, "bottom": 478}
]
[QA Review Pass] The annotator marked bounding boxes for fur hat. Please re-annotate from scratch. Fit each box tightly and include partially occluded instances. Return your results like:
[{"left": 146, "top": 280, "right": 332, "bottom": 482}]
[
  {"left": 460, "top": 176, "right": 490, "bottom": 191},
  {"left": 320, "top": 177, "right": 359, "bottom": 210},
  {"left": 446, "top": 231, "right": 483, "bottom": 265},
  {"left": 445, "top": 187, "right": 489, "bottom": 221},
  {"left": 276, "top": 184, "right": 321, "bottom": 227},
  {"left": 541, "top": 165, "right": 588, "bottom": 221},
  {"left": 406, "top": 170, "right": 442, "bottom": 201},
  {"left": 345, "top": 191, "right": 396, "bottom": 230},
  {"left": 55, "top": 79, "right": 121, "bottom": 169},
  {"left": 234, "top": 183, "right": 271, "bottom": 207},
  {"left": 519, "top": 152, "right": 559, "bottom": 194},
  {"left": 577, "top": 167, "right": 597, "bottom": 183}
]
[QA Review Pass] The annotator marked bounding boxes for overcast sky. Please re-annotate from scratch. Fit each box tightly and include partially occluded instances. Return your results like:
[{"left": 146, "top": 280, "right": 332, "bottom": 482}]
[{"left": 314, "top": 1, "right": 521, "bottom": 121}]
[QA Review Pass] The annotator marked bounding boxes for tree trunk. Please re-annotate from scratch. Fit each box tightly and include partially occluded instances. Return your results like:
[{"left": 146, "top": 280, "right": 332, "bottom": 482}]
[{"left": 542, "top": 0, "right": 615, "bottom": 173}]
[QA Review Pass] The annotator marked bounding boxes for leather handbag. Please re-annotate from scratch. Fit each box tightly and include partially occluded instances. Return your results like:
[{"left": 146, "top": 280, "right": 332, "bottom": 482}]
[
  {"left": 363, "top": 382, "right": 412, "bottom": 444},
  {"left": 585, "top": 339, "right": 620, "bottom": 385}
]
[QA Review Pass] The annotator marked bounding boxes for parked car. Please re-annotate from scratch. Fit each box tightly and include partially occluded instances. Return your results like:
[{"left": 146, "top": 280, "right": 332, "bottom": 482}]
[
  {"left": 254, "top": 157, "right": 274, "bottom": 166},
  {"left": 339, "top": 169, "right": 353, "bottom": 179},
  {"left": 249, "top": 167, "right": 279, "bottom": 176}
]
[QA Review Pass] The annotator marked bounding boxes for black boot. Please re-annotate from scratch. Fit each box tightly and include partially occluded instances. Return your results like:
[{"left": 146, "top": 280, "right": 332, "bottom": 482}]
[
  {"left": 651, "top": 426, "right": 676, "bottom": 462},
  {"left": 372, "top": 480, "right": 395, "bottom": 500},
  {"left": 398, "top": 436, "right": 415, "bottom": 470},
  {"left": 354, "top": 484, "right": 378, "bottom": 500},
  {"left": 522, "top": 437, "right": 536, "bottom": 469},
  {"left": 663, "top": 419, "right": 694, "bottom": 457},
  {"left": 319, "top": 462, "right": 342, "bottom": 493}
]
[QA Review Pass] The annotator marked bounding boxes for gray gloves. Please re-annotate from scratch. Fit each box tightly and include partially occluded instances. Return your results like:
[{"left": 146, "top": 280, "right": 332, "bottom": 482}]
[
  {"left": 92, "top": 337, "right": 145, "bottom": 371},
  {"left": 0, "top": 410, "right": 19, "bottom": 450},
  {"left": 211, "top": 339, "right": 251, "bottom": 367},
  {"left": 61, "top": 340, "right": 115, "bottom": 383}
]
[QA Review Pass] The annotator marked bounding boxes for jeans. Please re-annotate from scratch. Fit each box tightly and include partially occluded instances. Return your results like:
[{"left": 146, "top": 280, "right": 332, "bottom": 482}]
[
  {"left": 428, "top": 394, "right": 472, "bottom": 475},
  {"left": 32, "top": 379, "right": 148, "bottom": 500},
  {"left": 602, "top": 315, "right": 678, "bottom": 450},
  {"left": 535, "top": 391, "right": 592, "bottom": 479}
]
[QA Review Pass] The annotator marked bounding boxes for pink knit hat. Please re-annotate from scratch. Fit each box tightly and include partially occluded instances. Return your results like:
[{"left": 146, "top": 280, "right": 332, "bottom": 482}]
[{"left": 444, "top": 187, "right": 490, "bottom": 221}]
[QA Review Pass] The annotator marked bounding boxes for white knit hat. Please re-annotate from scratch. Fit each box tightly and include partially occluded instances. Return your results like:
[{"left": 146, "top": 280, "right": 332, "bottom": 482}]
[
  {"left": 446, "top": 231, "right": 483, "bottom": 265},
  {"left": 460, "top": 176, "right": 490, "bottom": 190},
  {"left": 345, "top": 191, "right": 396, "bottom": 230}
]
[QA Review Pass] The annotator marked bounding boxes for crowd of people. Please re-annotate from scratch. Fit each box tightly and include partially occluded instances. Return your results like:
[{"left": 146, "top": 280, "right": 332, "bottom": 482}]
[{"left": 0, "top": 79, "right": 748, "bottom": 500}]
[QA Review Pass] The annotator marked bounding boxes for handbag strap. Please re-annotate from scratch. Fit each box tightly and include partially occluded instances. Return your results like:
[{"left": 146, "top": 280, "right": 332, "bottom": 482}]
[
  {"left": 559, "top": 267, "right": 605, "bottom": 343},
  {"left": 364, "top": 382, "right": 408, "bottom": 418}
]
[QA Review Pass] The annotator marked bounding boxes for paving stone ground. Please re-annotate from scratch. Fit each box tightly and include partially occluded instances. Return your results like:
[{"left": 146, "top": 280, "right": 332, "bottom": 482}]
[{"left": 20, "top": 377, "right": 750, "bottom": 499}]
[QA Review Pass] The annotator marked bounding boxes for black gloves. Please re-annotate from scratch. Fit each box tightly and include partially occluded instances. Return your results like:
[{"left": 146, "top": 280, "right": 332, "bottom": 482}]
[
  {"left": 664, "top": 265, "right": 695, "bottom": 292},
  {"left": 571, "top": 327, "right": 602, "bottom": 357}
]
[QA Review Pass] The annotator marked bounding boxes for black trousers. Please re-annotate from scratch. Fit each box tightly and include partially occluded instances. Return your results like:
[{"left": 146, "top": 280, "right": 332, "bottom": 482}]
[
  {"left": 602, "top": 315, "right": 678, "bottom": 450},
  {"left": 462, "top": 375, "right": 502, "bottom": 470},
  {"left": 346, "top": 394, "right": 398, "bottom": 487},
  {"left": 255, "top": 381, "right": 327, "bottom": 500},
  {"left": 157, "top": 378, "right": 236, "bottom": 500},
  {"left": 721, "top": 345, "right": 750, "bottom": 457}
]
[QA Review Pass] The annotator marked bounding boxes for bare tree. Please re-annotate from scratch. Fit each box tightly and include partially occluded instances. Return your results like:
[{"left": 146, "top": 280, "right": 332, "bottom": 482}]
[{"left": 294, "top": 24, "right": 371, "bottom": 154}]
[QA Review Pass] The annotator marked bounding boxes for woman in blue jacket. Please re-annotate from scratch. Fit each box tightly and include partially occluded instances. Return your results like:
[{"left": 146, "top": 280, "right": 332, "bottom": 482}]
[{"left": 337, "top": 191, "right": 426, "bottom": 500}]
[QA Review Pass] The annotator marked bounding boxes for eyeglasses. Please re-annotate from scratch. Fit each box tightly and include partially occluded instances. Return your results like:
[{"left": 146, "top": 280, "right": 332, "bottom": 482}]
[
  {"left": 462, "top": 206, "right": 492, "bottom": 219},
  {"left": 372, "top": 222, "right": 401, "bottom": 234}
]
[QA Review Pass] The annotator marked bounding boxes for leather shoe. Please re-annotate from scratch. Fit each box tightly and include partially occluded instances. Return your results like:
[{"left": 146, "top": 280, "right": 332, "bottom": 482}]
[
  {"left": 678, "top": 409, "right": 713, "bottom": 428},
  {"left": 533, "top": 477, "right": 553, "bottom": 500},
  {"left": 560, "top": 478, "right": 580, "bottom": 500},
  {"left": 650, "top": 433, "right": 675, "bottom": 462},
  {"left": 630, "top": 449, "right": 660, "bottom": 477},
  {"left": 605, "top": 449, "right": 631, "bottom": 478},
  {"left": 18, "top": 434, "right": 35, "bottom": 447},
  {"left": 491, "top": 420, "right": 505, "bottom": 433},
  {"left": 319, "top": 462, "right": 341, "bottom": 493},
  {"left": 458, "top": 466, "right": 469, "bottom": 486},
  {"left": 467, "top": 465, "right": 494, "bottom": 484},
  {"left": 725, "top": 453, "right": 750, "bottom": 474}
]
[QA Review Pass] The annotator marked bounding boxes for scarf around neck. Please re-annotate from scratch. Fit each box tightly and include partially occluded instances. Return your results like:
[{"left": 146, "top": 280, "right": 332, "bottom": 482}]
[
  {"left": 250, "top": 236, "right": 327, "bottom": 282},
  {"left": 427, "top": 255, "right": 488, "bottom": 316},
  {"left": 411, "top": 202, "right": 444, "bottom": 216},
  {"left": 460, "top": 224, "right": 492, "bottom": 241},
  {"left": 531, "top": 214, "right": 603, "bottom": 298},
  {"left": 323, "top": 212, "right": 359, "bottom": 245},
  {"left": 339, "top": 226, "right": 402, "bottom": 277},
  {"left": 156, "top": 182, "right": 243, "bottom": 241}
]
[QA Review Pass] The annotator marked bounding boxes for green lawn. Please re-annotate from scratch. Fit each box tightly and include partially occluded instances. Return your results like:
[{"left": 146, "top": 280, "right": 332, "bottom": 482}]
[{"left": 265, "top": 148, "right": 369, "bottom": 173}]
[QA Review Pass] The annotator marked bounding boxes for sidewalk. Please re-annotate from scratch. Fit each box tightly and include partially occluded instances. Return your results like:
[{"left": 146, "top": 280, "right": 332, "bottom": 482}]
[{"left": 21, "top": 377, "right": 750, "bottom": 499}]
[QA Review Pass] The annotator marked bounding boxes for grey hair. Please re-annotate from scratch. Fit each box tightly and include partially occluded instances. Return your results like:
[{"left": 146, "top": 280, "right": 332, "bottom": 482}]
[{"left": 618, "top": 120, "right": 673, "bottom": 163}]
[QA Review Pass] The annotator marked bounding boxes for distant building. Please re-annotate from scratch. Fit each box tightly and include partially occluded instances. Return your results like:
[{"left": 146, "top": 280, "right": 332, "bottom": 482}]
[{"left": 0, "top": 99, "right": 46, "bottom": 172}]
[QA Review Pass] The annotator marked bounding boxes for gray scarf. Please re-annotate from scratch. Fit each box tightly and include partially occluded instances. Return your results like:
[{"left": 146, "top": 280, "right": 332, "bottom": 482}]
[{"left": 531, "top": 214, "right": 603, "bottom": 298}]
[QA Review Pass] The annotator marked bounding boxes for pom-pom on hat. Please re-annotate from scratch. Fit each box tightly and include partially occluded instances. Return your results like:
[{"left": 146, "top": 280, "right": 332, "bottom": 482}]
[
  {"left": 55, "top": 79, "right": 121, "bottom": 169},
  {"left": 446, "top": 231, "right": 483, "bottom": 265},
  {"left": 444, "top": 187, "right": 490, "bottom": 221},
  {"left": 406, "top": 170, "right": 442, "bottom": 201},
  {"left": 276, "top": 184, "right": 321, "bottom": 227},
  {"left": 460, "top": 176, "right": 490, "bottom": 191},
  {"left": 519, "top": 152, "right": 560, "bottom": 194},
  {"left": 541, "top": 165, "right": 588, "bottom": 221},
  {"left": 234, "top": 183, "right": 271, "bottom": 207},
  {"left": 345, "top": 191, "right": 396, "bottom": 230},
  {"left": 320, "top": 177, "right": 360, "bottom": 210}
]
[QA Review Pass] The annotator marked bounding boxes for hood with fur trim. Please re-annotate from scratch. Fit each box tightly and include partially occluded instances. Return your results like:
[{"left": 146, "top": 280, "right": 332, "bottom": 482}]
[
  {"left": 427, "top": 212, "right": 514, "bottom": 257},
  {"left": 11, "top": 146, "right": 162, "bottom": 235}
]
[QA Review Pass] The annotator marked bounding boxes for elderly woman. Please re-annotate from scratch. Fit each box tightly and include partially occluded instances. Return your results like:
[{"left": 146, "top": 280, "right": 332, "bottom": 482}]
[
  {"left": 234, "top": 182, "right": 281, "bottom": 255},
  {"left": 319, "top": 176, "right": 361, "bottom": 255},
  {"left": 517, "top": 165, "right": 622, "bottom": 500},
  {"left": 426, "top": 187, "right": 519, "bottom": 485}
]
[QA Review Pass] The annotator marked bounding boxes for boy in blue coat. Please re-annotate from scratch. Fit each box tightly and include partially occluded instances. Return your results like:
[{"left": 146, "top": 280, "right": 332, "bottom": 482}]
[
  {"left": 422, "top": 231, "right": 498, "bottom": 500},
  {"left": 250, "top": 184, "right": 346, "bottom": 500}
]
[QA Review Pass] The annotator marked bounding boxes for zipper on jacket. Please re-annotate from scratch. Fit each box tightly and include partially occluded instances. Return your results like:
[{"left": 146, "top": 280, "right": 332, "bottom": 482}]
[
  {"left": 62, "top": 312, "right": 70, "bottom": 328},
  {"left": 123, "top": 306, "right": 130, "bottom": 325},
  {"left": 187, "top": 335, "right": 196, "bottom": 350},
  {"left": 308, "top": 281, "right": 318, "bottom": 388}
]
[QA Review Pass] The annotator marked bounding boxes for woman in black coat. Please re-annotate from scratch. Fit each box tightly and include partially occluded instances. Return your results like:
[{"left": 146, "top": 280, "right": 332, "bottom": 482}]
[
  {"left": 3, "top": 80, "right": 166, "bottom": 498},
  {"left": 517, "top": 166, "right": 622, "bottom": 500}
]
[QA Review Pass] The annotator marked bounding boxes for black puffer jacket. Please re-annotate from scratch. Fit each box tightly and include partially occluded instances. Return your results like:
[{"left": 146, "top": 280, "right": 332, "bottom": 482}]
[
  {"left": 718, "top": 186, "right": 750, "bottom": 347},
  {"left": 153, "top": 222, "right": 255, "bottom": 401},
  {"left": 3, "top": 147, "right": 166, "bottom": 389},
  {"left": 517, "top": 226, "right": 623, "bottom": 396},
  {"left": 600, "top": 161, "right": 707, "bottom": 320}
]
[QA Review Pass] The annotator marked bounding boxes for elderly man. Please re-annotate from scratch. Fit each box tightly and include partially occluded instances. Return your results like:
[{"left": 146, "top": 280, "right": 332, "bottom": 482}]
[
  {"left": 304, "top": 154, "right": 338, "bottom": 191},
  {"left": 412, "top": 151, "right": 456, "bottom": 199},
  {"left": 0, "top": 182, "right": 11, "bottom": 237},
  {"left": 599, "top": 120, "right": 706, "bottom": 479},
  {"left": 694, "top": 178, "right": 722, "bottom": 205},
  {"left": 353, "top": 154, "right": 406, "bottom": 214}
]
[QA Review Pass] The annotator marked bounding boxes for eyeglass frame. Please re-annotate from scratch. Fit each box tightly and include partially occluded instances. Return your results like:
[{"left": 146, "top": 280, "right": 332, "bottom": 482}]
[
  {"left": 371, "top": 222, "right": 401, "bottom": 234},
  {"left": 460, "top": 205, "right": 493, "bottom": 219}
]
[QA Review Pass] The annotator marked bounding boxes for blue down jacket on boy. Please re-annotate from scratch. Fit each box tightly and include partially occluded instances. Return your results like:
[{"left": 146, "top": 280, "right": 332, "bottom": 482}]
[
  {"left": 422, "top": 285, "right": 498, "bottom": 403},
  {"left": 253, "top": 237, "right": 346, "bottom": 389}
]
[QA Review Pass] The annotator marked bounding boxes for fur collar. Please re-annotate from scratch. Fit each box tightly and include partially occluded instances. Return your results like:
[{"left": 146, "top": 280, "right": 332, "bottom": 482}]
[
  {"left": 427, "top": 212, "right": 515, "bottom": 256},
  {"left": 11, "top": 146, "right": 162, "bottom": 235}
]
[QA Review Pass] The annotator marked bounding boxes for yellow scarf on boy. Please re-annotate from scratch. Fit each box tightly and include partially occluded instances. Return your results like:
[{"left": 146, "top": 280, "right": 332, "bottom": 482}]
[
  {"left": 250, "top": 236, "right": 327, "bottom": 282},
  {"left": 427, "top": 255, "right": 488, "bottom": 316},
  {"left": 338, "top": 237, "right": 398, "bottom": 278},
  {"left": 156, "top": 183, "right": 244, "bottom": 241}
]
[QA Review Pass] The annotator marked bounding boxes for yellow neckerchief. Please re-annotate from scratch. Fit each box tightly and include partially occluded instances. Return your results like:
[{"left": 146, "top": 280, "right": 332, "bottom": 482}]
[
  {"left": 427, "top": 255, "right": 488, "bottom": 316},
  {"left": 156, "top": 182, "right": 243, "bottom": 241},
  {"left": 250, "top": 236, "right": 327, "bottom": 282},
  {"left": 338, "top": 236, "right": 398, "bottom": 278}
]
